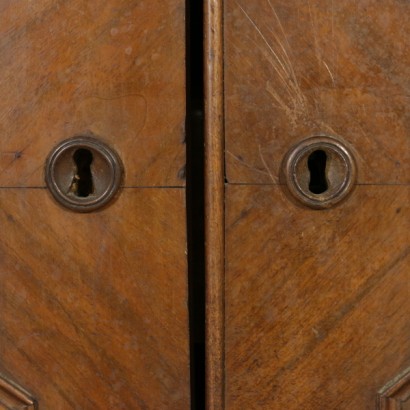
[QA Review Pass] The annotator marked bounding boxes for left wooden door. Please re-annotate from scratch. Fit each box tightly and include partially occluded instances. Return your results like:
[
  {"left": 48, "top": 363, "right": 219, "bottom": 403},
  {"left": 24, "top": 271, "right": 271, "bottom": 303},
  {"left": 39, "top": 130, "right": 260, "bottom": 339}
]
[{"left": 0, "top": 1, "right": 189, "bottom": 409}]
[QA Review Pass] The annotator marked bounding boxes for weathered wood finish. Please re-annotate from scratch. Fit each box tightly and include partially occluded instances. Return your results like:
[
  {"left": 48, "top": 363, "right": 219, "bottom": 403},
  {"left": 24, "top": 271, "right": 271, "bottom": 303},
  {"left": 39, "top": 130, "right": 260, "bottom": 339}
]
[
  {"left": 0, "top": 1, "right": 189, "bottom": 408},
  {"left": 0, "top": 0, "right": 186, "bottom": 187},
  {"left": 225, "top": 0, "right": 409, "bottom": 185},
  {"left": 225, "top": 185, "right": 409, "bottom": 409},
  {"left": 0, "top": 189, "right": 189, "bottom": 408},
  {"left": 216, "top": 0, "right": 410, "bottom": 409},
  {"left": 205, "top": 0, "right": 225, "bottom": 409}
]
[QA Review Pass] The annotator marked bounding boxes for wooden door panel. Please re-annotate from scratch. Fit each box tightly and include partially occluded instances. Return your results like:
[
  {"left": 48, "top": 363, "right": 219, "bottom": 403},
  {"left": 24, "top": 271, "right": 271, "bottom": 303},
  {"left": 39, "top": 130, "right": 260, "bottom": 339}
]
[
  {"left": 0, "top": 0, "right": 185, "bottom": 187},
  {"left": 218, "top": 1, "right": 410, "bottom": 409},
  {"left": 0, "top": 1, "right": 189, "bottom": 408},
  {"left": 0, "top": 189, "right": 189, "bottom": 409},
  {"left": 224, "top": 0, "right": 409, "bottom": 185},
  {"left": 225, "top": 185, "right": 409, "bottom": 409}
]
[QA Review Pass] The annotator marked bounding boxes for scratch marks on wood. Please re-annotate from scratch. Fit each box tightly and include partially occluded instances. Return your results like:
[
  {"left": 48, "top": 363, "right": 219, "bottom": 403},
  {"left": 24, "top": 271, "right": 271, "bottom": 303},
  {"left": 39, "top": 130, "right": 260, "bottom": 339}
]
[
  {"left": 258, "top": 144, "right": 276, "bottom": 183},
  {"left": 308, "top": 0, "right": 337, "bottom": 88},
  {"left": 307, "top": 0, "right": 321, "bottom": 67},
  {"left": 236, "top": 1, "right": 307, "bottom": 124},
  {"left": 322, "top": 60, "right": 335, "bottom": 86},
  {"left": 226, "top": 150, "right": 271, "bottom": 177}
]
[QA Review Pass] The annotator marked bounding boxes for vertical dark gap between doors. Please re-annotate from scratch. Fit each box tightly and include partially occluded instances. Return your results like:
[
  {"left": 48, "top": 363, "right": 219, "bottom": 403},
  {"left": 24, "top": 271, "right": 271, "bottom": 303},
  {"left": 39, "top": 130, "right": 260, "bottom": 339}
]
[{"left": 186, "top": 0, "right": 205, "bottom": 409}]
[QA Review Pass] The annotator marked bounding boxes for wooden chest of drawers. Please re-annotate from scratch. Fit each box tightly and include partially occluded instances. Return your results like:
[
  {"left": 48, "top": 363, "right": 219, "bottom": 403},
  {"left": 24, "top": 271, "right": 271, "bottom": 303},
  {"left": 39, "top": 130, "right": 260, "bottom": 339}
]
[{"left": 0, "top": 1, "right": 408, "bottom": 409}]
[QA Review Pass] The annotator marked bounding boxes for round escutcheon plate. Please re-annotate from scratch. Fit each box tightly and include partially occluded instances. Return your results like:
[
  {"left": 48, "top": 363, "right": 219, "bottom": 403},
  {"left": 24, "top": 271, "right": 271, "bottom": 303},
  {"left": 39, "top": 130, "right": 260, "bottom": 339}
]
[
  {"left": 45, "top": 136, "right": 123, "bottom": 212},
  {"left": 283, "top": 136, "right": 357, "bottom": 209}
]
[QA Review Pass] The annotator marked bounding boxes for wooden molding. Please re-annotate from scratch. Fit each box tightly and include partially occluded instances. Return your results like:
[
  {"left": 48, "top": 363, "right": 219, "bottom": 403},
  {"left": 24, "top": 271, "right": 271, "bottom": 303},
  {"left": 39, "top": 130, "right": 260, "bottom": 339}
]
[
  {"left": 0, "top": 375, "right": 36, "bottom": 409},
  {"left": 204, "top": 0, "right": 225, "bottom": 409},
  {"left": 378, "top": 368, "right": 410, "bottom": 410}
]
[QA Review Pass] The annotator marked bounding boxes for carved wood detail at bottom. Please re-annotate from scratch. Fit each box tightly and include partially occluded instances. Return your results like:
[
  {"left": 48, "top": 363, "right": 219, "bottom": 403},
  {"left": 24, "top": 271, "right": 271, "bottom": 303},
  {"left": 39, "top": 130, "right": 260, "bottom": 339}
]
[
  {"left": 378, "top": 368, "right": 410, "bottom": 410},
  {"left": 0, "top": 374, "right": 36, "bottom": 409}
]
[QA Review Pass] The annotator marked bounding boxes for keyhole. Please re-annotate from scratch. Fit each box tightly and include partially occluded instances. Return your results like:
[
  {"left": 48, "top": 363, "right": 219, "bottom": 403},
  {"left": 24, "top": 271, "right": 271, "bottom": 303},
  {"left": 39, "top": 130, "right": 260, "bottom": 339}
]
[
  {"left": 308, "top": 150, "right": 328, "bottom": 194},
  {"left": 70, "top": 148, "right": 94, "bottom": 197}
]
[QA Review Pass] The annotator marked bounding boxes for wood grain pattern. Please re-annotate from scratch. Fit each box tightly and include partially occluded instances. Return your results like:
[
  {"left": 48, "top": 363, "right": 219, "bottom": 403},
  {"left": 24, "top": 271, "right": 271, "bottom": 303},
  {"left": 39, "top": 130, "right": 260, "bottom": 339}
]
[
  {"left": 0, "top": 189, "right": 189, "bottom": 409},
  {"left": 224, "top": 0, "right": 409, "bottom": 185},
  {"left": 0, "top": 2, "right": 189, "bottom": 408},
  {"left": 205, "top": 0, "right": 226, "bottom": 409},
  {"left": 0, "top": 374, "right": 36, "bottom": 409},
  {"left": 225, "top": 185, "right": 409, "bottom": 410},
  {"left": 218, "top": 2, "right": 410, "bottom": 408},
  {"left": 0, "top": 0, "right": 185, "bottom": 187},
  {"left": 378, "top": 368, "right": 410, "bottom": 410}
]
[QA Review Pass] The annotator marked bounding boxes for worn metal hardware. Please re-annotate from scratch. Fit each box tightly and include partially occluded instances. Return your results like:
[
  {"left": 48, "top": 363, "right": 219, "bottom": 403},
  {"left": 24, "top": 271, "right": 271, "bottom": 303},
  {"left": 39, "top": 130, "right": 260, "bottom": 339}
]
[
  {"left": 45, "top": 136, "right": 123, "bottom": 212},
  {"left": 283, "top": 136, "right": 357, "bottom": 209}
]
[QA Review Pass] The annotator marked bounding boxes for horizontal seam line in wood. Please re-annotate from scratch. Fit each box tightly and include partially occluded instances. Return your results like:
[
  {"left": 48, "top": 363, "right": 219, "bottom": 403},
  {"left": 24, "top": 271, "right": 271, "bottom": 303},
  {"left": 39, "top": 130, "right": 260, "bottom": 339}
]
[
  {"left": 224, "top": 182, "right": 409, "bottom": 186},
  {"left": 0, "top": 186, "right": 186, "bottom": 189}
]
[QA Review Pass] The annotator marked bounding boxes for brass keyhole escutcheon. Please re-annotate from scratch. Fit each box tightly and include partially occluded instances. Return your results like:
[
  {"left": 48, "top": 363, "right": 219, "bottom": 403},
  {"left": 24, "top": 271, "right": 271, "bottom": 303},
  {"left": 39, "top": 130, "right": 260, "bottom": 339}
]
[
  {"left": 283, "top": 136, "right": 357, "bottom": 209},
  {"left": 45, "top": 136, "right": 123, "bottom": 212}
]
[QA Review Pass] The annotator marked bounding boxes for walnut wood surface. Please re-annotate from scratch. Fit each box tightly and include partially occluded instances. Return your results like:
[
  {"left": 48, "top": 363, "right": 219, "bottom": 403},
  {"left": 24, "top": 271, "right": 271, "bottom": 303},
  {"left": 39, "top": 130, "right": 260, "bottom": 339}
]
[
  {"left": 216, "top": 1, "right": 410, "bottom": 409},
  {"left": 0, "top": 2, "right": 189, "bottom": 408},
  {"left": 224, "top": 0, "right": 409, "bottom": 184},
  {"left": 225, "top": 185, "right": 409, "bottom": 409},
  {"left": 0, "top": 0, "right": 185, "bottom": 187},
  {"left": 205, "top": 1, "right": 226, "bottom": 409},
  {"left": 0, "top": 189, "right": 189, "bottom": 409}
]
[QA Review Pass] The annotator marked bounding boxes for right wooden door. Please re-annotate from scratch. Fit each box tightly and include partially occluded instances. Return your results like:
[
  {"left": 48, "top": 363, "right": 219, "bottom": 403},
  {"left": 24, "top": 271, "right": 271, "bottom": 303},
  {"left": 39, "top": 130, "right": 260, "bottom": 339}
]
[{"left": 207, "top": 1, "right": 410, "bottom": 409}]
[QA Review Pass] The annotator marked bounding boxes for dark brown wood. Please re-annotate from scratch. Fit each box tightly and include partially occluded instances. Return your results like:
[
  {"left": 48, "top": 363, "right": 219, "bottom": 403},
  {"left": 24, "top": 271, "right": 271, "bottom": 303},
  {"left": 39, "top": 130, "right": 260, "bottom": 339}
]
[
  {"left": 225, "top": 185, "right": 409, "bottom": 409},
  {"left": 224, "top": 0, "right": 409, "bottom": 185},
  {"left": 0, "top": 0, "right": 186, "bottom": 188},
  {"left": 205, "top": 0, "right": 226, "bottom": 409},
  {"left": 0, "top": 1, "right": 189, "bottom": 408},
  {"left": 0, "top": 189, "right": 189, "bottom": 409},
  {"left": 206, "top": 1, "right": 410, "bottom": 409}
]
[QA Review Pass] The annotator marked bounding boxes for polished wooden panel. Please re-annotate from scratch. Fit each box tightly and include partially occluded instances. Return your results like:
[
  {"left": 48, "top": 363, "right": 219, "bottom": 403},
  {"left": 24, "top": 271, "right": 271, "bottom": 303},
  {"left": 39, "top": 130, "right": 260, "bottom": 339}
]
[
  {"left": 0, "top": 189, "right": 189, "bottom": 409},
  {"left": 0, "top": 0, "right": 185, "bottom": 187},
  {"left": 225, "top": 185, "right": 409, "bottom": 410},
  {"left": 205, "top": 0, "right": 226, "bottom": 408},
  {"left": 0, "top": 1, "right": 188, "bottom": 407},
  {"left": 224, "top": 0, "right": 409, "bottom": 184},
  {"left": 217, "top": 1, "right": 410, "bottom": 408}
]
